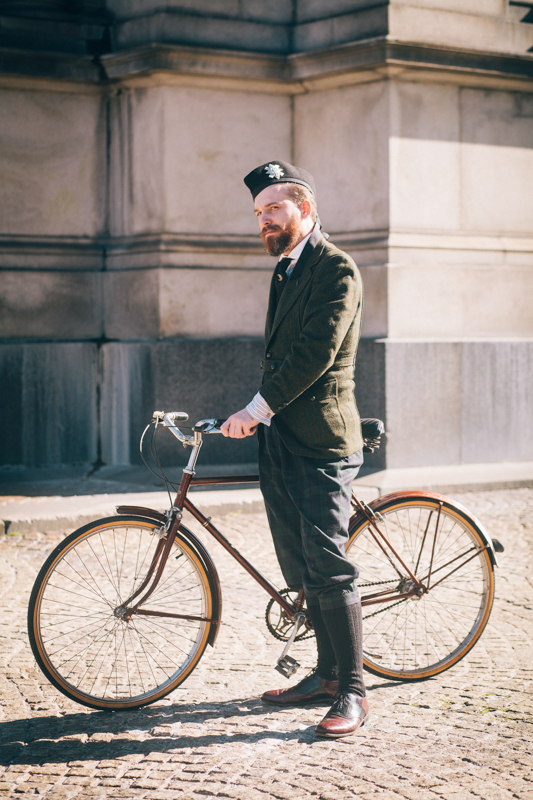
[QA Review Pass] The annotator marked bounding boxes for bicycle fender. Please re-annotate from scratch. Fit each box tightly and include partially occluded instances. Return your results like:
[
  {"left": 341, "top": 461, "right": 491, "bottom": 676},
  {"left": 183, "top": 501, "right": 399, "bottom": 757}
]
[
  {"left": 116, "top": 505, "right": 167, "bottom": 523},
  {"left": 115, "top": 511, "right": 223, "bottom": 645},
  {"left": 351, "top": 491, "right": 499, "bottom": 567}
]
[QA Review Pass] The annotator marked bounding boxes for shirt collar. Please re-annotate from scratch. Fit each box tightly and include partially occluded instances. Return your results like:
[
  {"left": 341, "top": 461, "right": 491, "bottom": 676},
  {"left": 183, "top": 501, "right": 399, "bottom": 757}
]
[{"left": 278, "top": 222, "right": 319, "bottom": 263}]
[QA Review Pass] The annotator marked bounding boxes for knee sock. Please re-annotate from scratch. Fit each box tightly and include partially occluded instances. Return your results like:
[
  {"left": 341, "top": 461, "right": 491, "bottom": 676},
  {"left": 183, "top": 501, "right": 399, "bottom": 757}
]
[
  {"left": 305, "top": 600, "right": 338, "bottom": 682},
  {"left": 320, "top": 602, "right": 366, "bottom": 697}
]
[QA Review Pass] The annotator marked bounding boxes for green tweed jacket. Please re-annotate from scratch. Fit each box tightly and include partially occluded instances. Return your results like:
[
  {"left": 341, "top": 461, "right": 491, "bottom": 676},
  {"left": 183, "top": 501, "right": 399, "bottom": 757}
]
[{"left": 259, "top": 232, "right": 364, "bottom": 459}]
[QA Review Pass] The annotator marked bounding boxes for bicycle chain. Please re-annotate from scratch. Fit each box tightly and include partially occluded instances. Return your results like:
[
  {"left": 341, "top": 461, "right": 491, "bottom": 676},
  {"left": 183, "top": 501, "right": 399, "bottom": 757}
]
[
  {"left": 265, "top": 581, "right": 408, "bottom": 633},
  {"left": 359, "top": 579, "right": 398, "bottom": 588}
]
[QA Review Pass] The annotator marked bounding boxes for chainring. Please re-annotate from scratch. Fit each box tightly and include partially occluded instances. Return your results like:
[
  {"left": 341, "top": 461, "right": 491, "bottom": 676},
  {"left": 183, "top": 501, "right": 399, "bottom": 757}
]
[{"left": 265, "top": 588, "right": 315, "bottom": 642}]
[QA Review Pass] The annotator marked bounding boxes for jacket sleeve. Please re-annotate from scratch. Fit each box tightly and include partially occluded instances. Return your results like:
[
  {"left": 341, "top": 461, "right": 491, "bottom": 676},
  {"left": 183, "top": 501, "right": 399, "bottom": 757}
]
[{"left": 259, "top": 255, "right": 361, "bottom": 414}]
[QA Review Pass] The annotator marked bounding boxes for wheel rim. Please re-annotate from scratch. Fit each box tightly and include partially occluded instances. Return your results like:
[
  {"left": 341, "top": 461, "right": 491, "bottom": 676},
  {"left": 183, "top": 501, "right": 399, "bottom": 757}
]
[
  {"left": 33, "top": 521, "right": 211, "bottom": 707},
  {"left": 348, "top": 500, "right": 494, "bottom": 679}
]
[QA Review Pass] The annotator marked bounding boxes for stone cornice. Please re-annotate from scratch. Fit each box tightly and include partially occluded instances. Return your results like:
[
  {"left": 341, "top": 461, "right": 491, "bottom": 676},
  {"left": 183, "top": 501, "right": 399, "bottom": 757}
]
[
  {"left": 2, "top": 229, "right": 532, "bottom": 271},
  {"left": 0, "top": 37, "right": 532, "bottom": 94}
]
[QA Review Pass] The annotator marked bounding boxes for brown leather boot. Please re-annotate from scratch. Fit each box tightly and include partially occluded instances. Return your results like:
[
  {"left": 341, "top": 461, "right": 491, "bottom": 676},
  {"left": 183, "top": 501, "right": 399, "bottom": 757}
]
[
  {"left": 315, "top": 693, "right": 369, "bottom": 738},
  {"left": 262, "top": 671, "right": 338, "bottom": 706}
]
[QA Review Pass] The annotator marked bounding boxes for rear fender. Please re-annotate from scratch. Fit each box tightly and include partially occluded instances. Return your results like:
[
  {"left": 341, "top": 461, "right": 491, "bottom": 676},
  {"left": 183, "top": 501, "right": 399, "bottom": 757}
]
[{"left": 349, "top": 490, "right": 499, "bottom": 567}]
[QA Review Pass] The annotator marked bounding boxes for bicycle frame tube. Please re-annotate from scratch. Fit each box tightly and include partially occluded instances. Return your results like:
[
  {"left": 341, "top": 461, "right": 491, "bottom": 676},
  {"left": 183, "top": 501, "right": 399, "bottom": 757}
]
[
  {"left": 123, "top": 419, "right": 492, "bottom": 619},
  {"left": 190, "top": 475, "right": 259, "bottom": 486},
  {"left": 352, "top": 493, "right": 493, "bottom": 608},
  {"left": 351, "top": 495, "right": 422, "bottom": 587},
  {"left": 183, "top": 497, "right": 295, "bottom": 617},
  {"left": 118, "top": 434, "right": 295, "bottom": 620}
]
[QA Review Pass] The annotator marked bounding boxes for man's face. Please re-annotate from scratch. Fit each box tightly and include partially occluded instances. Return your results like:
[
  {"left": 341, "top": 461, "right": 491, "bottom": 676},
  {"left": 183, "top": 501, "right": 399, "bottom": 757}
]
[{"left": 254, "top": 184, "right": 304, "bottom": 257}]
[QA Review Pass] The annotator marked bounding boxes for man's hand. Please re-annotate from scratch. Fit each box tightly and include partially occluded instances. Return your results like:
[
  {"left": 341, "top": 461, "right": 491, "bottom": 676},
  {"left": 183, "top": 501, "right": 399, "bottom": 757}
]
[{"left": 221, "top": 408, "right": 259, "bottom": 439}]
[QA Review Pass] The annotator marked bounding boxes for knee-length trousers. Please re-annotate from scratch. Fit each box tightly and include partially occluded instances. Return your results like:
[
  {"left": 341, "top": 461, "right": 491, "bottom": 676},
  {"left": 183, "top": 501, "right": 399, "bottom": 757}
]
[{"left": 258, "top": 423, "right": 363, "bottom": 611}]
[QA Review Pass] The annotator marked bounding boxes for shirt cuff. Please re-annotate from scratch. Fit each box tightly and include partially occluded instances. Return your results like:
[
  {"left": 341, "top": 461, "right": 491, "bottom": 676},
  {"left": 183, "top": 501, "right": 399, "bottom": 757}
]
[{"left": 246, "top": 392, "right": 275, "bottom": 427}]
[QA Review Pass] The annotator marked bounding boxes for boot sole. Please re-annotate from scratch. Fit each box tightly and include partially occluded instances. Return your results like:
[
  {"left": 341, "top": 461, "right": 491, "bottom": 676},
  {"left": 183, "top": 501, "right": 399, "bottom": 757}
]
[{"left": 314, "top": 718, "right": 367, "bottom": 738}]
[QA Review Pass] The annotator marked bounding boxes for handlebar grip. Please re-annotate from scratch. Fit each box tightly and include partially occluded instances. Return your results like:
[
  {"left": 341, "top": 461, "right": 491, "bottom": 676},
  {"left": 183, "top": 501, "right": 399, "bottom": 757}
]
[{"left": 172, "top": 412, "right": 189, "bottom": 421}]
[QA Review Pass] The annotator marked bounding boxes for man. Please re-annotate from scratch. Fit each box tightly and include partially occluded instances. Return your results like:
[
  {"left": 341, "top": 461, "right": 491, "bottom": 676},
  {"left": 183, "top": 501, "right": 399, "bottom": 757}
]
[{"left": 221, "top": 160, "right": 368, "bottom": 739}]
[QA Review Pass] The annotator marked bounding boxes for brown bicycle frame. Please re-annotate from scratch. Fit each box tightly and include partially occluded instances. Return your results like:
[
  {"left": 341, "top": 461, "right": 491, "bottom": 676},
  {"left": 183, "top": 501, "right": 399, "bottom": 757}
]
[{"left": 115, "top": 471, "right": 490, "bottom": 627}]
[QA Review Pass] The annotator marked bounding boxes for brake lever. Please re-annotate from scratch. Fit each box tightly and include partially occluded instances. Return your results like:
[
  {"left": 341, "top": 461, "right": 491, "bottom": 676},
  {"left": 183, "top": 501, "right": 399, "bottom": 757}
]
[{"left": 192, "top": 418, "right": 226, "bottom": 434}]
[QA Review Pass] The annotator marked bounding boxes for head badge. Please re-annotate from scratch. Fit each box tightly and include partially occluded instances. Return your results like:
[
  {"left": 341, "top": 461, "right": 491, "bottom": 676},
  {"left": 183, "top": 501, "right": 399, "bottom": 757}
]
[{"left": 265, "top": 163, "right": 285, "bottom": 180}]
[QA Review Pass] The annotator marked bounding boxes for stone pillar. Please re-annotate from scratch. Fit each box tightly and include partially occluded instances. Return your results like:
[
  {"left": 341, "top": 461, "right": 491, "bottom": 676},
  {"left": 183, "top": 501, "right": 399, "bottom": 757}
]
[{"left": 294, "top": 75, "right": 533, "bottom": 468}]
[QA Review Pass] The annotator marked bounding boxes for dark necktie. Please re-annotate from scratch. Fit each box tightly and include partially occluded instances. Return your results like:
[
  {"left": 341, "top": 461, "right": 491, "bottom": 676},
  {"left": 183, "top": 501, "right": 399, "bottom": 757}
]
[{"left": 274, "top": 257, "right": 293, "bottom": 304}]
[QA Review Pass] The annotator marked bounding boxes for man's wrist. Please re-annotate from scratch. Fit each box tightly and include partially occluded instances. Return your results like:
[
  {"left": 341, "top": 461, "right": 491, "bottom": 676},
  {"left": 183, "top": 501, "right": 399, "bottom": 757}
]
[{"left": 246, "top": 392, "right": 275, "bottom": 426}]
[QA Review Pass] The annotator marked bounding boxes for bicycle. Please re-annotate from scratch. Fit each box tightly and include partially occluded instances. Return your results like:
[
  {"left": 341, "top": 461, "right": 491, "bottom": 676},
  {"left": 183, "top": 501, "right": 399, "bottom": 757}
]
[{"left": 28, "top": 411, "right": 503, "bottom": 711}]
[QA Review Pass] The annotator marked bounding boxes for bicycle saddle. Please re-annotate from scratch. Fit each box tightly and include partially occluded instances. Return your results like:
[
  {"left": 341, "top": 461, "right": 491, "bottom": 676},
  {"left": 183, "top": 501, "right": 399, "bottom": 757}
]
[
  {"left": 361, "top": 418, "right": 385, "bottom": 439},
  {"left": 360, "top": 418, "right": 385, "bottom": 453}
]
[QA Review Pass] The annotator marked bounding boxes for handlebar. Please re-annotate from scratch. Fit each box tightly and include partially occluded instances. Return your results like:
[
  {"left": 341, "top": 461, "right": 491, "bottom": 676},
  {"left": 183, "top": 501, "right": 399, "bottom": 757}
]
[
  {"left": 152, "top": 411, "right": 226, "bottom": 446},
  {"left": 151, "top": 409, "right": 384, "bottom": 453},
  {"left": 153, "top": 411, "right": 189, "bottom": 423}
]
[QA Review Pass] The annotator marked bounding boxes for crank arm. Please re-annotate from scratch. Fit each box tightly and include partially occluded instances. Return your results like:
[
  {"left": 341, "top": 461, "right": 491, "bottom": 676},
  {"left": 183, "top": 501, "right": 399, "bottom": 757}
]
[{"left": 275, "top": 611, "right": 306, "bottom": 678}]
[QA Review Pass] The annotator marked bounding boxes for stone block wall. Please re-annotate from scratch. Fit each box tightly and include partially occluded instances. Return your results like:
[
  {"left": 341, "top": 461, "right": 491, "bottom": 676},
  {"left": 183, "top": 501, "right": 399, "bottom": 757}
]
[{"left": 0, "top": 0, "right": 532, "bottom": 472}]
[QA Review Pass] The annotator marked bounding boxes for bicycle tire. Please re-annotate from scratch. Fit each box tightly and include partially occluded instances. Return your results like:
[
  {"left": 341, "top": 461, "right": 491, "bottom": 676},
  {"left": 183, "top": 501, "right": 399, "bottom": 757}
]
[
  {"left": 347, "top": 492, "right": 495, "bottom": 681},
  {"left": 28, "top": 515, "right": 215, "bottom": 710}
]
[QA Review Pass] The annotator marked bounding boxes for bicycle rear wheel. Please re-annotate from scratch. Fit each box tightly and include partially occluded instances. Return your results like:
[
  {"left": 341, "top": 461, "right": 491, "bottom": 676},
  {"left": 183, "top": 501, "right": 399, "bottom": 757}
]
[
  {"left": 28, "top": 516, "right": 214, "bottom": 710},
  {"left": 347, "top": 493, "right": 495, "bottom": 681}
]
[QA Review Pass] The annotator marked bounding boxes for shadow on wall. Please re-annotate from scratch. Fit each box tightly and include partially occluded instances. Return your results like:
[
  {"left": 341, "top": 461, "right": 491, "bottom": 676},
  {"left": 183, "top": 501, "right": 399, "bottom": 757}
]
[
  {"left": 0, "top": 339, "right": 264, "bottom": 470},
  {"left": 0, "top": 337, "right": 387, "bottom": 471}
]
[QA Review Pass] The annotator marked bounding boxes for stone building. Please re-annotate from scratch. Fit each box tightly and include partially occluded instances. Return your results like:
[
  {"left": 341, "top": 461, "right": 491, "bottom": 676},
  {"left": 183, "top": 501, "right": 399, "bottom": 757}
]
[{"left": 0, "top": 1, "right": 532, "bottom": 473}]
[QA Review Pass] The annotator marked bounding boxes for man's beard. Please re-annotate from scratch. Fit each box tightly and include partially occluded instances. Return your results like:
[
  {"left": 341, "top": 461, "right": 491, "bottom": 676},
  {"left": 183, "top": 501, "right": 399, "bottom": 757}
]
[{"left": 261, "top": 218, "right": 301, "bottom": 257}]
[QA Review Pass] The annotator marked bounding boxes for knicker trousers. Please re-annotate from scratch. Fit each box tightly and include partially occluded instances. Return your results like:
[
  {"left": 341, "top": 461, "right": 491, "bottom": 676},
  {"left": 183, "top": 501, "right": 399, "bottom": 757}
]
[{"left": 258, "top": 422, "right": 363, "bottom": 611}]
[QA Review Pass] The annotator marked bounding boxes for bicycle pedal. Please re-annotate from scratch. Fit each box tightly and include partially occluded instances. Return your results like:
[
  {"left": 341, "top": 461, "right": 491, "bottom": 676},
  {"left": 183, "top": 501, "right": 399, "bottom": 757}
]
[{"left": 275, "top": 655, "right": 301, "bottom": 678}]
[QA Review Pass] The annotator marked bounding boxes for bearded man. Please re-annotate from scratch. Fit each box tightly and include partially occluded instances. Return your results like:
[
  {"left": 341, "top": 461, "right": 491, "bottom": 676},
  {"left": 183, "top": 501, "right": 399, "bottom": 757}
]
[{"left": 221, "top": 160, "right": 368, "bottom": 739}]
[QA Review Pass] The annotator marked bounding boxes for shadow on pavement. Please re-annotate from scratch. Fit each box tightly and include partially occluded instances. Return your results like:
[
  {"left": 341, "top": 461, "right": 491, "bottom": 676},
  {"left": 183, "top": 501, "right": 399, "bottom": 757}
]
[{"left": 0, "top": 698, "right": 325, "bottom": 764}]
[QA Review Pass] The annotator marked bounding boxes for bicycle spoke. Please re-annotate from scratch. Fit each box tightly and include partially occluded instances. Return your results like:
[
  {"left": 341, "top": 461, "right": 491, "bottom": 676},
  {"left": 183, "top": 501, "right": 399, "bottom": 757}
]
[{"left": 30, "top": 519, "right": 212, "bottom": 707}]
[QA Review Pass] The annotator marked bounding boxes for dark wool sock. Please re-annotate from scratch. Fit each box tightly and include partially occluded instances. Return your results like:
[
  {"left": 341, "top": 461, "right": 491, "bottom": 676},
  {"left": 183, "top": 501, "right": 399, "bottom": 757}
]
[
  {"left": 306, "top": 600, "right": 338, "bottom": 681},
  {"left": 320, "top": 602, "right": 366, "bottom": 697}
]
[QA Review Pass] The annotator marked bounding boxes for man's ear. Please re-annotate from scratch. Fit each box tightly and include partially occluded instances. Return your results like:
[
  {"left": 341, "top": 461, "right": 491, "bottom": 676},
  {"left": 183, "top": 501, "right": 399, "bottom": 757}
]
[{"left": 301, "top": 199, "right": 312, "bottom": 219}]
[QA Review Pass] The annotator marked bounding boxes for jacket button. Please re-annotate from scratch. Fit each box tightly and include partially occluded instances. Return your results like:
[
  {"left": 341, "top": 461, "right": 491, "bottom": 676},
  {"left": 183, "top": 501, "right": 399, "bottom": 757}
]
[
  {"left": 271, "top": 364, "right": 275, "bottom": 370},
  {"left": 266, "top": 352, "right": 272, "bottom": 359},
  {"left": 310, "top": 396, "right": 316, "bottom": 401},
  {"left": 260, "top": 361, "right": 263, "bottom": 368}
]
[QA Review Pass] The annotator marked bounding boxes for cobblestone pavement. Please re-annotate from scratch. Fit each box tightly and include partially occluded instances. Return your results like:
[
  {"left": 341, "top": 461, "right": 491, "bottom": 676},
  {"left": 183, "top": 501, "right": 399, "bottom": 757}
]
[{"left": 0, "top": 488, "right": 532, "bottom": 800}]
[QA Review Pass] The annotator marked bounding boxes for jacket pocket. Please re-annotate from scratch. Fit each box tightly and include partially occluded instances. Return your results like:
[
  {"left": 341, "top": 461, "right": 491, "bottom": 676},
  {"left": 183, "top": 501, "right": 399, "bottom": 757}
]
[{"left": 300, "top": 376, "right": 346, "bottom": 445}]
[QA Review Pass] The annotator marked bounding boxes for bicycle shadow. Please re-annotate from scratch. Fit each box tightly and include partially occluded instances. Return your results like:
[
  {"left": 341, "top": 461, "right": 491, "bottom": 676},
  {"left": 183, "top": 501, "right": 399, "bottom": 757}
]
[{"left": 0, "top": 697, "right": 322, "bottom": 765}]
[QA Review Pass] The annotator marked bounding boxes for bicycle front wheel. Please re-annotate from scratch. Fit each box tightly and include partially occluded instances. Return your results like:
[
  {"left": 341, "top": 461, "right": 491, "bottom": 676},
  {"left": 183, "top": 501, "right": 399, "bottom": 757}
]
[
  {"left": 28, "top": 516, "right": 214, "bottom": 710},
  {"left": 347, "top": 493, "right": 495, "bottom": 681}
]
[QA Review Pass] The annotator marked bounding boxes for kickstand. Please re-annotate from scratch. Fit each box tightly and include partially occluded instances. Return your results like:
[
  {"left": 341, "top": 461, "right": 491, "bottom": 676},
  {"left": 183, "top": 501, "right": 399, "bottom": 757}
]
[{"left": 275, "top": 611, "right": 306, "bottom": 678}]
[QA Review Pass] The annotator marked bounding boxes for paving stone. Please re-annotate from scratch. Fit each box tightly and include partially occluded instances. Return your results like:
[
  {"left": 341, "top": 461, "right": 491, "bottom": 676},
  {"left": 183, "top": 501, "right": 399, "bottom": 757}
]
[{"left": 0, "top": 490, "right": 532, "bottom": 799}]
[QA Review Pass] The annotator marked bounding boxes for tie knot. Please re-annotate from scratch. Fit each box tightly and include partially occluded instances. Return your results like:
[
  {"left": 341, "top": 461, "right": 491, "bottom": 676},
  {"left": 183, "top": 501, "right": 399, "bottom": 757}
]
[{"left": 278, "top": 257, "right": 292, "bottom": 274}]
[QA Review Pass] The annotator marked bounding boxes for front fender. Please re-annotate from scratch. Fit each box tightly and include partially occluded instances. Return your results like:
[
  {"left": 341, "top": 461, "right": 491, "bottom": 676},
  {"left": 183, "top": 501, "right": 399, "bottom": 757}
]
[{"left": 115, "top": 508, "right": 222, "bottom": 645}]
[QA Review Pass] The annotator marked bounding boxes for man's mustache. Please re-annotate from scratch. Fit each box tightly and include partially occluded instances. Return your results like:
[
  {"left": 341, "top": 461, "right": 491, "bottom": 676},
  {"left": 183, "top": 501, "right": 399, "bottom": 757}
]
[{"left": 261, "top": 225, "right": 282, "bottom": 235}]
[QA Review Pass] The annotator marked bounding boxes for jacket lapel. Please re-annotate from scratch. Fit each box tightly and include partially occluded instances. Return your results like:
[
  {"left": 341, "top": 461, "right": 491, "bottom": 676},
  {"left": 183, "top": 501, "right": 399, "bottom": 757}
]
[
  {"left": 264, "top": 267, "right": 279, "bottom": 344},
  {"left": 266, "top": 233, "right": 326, "bottom": 349}
]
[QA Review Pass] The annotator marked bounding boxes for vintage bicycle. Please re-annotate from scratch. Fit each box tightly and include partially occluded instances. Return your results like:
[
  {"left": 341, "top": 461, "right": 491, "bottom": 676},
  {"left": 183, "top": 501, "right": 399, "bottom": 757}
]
[{"left": 28, "top": 411, "right": 503, "bottom": 711}]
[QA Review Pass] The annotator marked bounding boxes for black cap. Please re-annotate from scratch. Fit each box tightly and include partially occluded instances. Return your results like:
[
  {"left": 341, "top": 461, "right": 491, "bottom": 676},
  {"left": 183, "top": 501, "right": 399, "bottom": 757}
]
[{"left": 244, "top": 160, "right": 316, "bottom": 200}]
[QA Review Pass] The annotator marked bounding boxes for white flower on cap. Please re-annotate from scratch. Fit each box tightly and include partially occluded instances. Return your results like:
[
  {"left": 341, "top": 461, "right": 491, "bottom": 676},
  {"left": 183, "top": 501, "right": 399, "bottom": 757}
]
[{"left": 265, "top": 163, "right": 285, "bottom": 179}]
